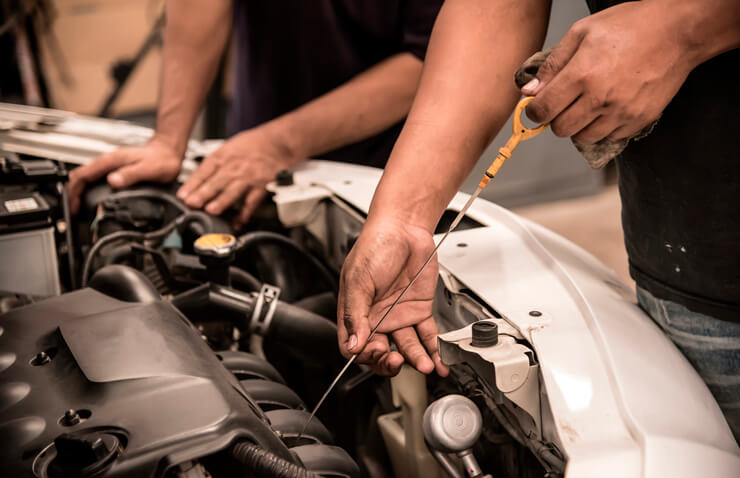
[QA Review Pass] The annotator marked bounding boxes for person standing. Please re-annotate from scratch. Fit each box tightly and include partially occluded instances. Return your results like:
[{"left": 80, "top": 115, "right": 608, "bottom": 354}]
[
  {"left": 68, "top": 0, "right": 442, "bottom": 228},
  {"left": 337, "top": 0, "right": 740, "bottom": 441}
]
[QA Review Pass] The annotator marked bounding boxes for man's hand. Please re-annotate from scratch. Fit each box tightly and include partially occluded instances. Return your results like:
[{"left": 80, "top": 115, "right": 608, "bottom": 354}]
[
  {"left": 521, "top": 1, "right": 694, "bottom": 143},
  {"left": 177, "top": 128, "right": 298, "bottom": 229},
  {"left": 337, "top": 218, "right": 449, "bottom": 377},
  {"left": 67, "top": 137, "right": 182, "bottom": 214}
]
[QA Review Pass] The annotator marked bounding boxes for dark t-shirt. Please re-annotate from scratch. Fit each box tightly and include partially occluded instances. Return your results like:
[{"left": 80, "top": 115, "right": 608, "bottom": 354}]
[
  {"left": 588, "top": 0, "right": 740, "bottom": 321},
  {"left": 228, "top": 0, "right": 443, "bottom": 168}
]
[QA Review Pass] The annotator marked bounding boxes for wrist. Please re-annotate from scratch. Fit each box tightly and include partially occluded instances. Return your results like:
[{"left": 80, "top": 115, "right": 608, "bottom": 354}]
[
  {"left": 150, "top": 133, "right": 188, "bottom": 159},
  {"left": 257, "top": 114, "right": 311, "bottom": 163},
  {"left": 653, "top": 0, "right": 740, "bottom": 69}
]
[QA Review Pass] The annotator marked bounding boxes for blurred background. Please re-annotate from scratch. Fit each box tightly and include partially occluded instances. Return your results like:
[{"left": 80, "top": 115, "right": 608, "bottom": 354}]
[{"left": 0, "top": 0, "right": 630, "bottom": 285}]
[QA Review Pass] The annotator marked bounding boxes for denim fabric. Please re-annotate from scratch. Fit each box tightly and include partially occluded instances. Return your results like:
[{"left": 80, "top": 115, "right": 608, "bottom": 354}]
[{"left": 637, "top": 287, "right": 740, "bottom": 444}]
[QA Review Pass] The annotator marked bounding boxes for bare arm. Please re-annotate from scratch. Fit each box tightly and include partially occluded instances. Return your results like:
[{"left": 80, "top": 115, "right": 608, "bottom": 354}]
[
  {"left": 268, "top": 52, "right": 422, "bottom": 159},
  {"left": 337, "top": 0, "right": 549, "bottom": 376},
  {"left": 154, "top": 0, "right": 232, "bottom": 156},
  {"left": 67, "top": 0, "right": 231, "bottom": 212},
  {"left": 178, "top": 52, "right": 425, "bottom": 226},
  {"left": 369, "top": 0, "right": 549, "bottom": 232}
]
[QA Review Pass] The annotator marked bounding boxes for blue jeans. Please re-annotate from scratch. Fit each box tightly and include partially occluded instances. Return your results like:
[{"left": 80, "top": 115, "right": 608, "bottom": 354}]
[{"left": 637, "top": 287, "right": 740, "bottom": 444}]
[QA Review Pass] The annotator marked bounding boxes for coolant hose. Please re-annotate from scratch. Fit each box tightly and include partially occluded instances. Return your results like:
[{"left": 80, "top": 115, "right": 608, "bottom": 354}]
[
  {"left": 267, "top": 301, "right": 341, "bottom": 363},
  {"left": 237, "top": 231, "right": 338, "bottom": 293},
  {"left": 231, "top": 441, "right": 318, "bottom": 478}
]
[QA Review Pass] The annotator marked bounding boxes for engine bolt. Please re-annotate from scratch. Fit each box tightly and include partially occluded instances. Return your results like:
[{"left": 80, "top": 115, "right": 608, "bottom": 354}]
[
  {"left": 61, "top": 409, "right": 81, "bottom": 426},
  {"left": 31, "top": 351, "right": 51, "bottom": 366}
]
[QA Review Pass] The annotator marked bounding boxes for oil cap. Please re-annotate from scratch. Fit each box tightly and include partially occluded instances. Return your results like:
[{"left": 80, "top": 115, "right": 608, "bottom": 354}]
[{"left": 471, "top": 321, "right": 498, "bottom": 347}]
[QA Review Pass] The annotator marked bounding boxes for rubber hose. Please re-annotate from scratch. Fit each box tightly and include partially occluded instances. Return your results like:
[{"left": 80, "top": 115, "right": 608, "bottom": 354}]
[
  {"left": 231, "top": 441, "right": 318, "bottom": 478},
  {"left": 106, "top": 188, "right": 189, "bottom": 214},
  {"left": 229, "top": 267, "right": 262, "bottom": 292},
  {"left": 81, "top": 218, "right": 179, "bottom": 287},
  {"left": 237, "top": 231, "right": 338, "bottom": 293},
  {"left": 292, "top": 292, "right": 337, "bottom": 320},
  {"left": 267, "top": 301, "right": 341, "bottom": 364},
  {"left": 88, "top": 265, "right": 160, "bottom": 302}
]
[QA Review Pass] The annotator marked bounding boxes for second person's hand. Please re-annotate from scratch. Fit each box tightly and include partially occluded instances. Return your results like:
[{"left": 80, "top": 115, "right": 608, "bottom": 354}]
[
  {"left": 177, "top": 127, "right": 300, "bottom": 229},
  {"left": 67, "top": 137, "right": 183, "bottom": 214}
]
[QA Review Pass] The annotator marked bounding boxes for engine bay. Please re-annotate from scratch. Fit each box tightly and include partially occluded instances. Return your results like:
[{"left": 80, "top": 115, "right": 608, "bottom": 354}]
[{"left": 0, "top": 138, "right": 564, "bottom": 478}]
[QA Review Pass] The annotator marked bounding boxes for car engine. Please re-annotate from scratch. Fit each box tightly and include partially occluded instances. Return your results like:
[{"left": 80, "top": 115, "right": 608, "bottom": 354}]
[{"left": 0, "top": 109, "right": 565, "bottom": 478}]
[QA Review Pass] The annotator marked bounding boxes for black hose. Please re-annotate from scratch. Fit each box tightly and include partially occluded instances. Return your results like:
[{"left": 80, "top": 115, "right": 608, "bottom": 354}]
[
  {"left": 88, "top": 265, "right": 160, "bottom": 302},
  {"left": 267, "top": 301, "right": 341, "bottom": 364},
  {"left": 231, "top": 441, "right": 317, "bottom": 478},
  {"left": 237, "top": 231, "right": 338, "bottom": 293},
  {"left": 81, "top": 218, "right": 179, "bottom": 287},
  {"left": 229, "top": 267, "right": 262, "bottom": 292},
  {"left": 106, "top": 188, "right": 189, "bottom": 214},
  {"left": 60, "top": 180, "right": 77, "bottom": 289},
  {"left": 292, "top": 292, "right": 337, "bottom": 320}
]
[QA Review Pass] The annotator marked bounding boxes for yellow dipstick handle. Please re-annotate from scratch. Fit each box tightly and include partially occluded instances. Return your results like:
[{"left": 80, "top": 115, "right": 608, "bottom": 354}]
[{"left": 478, "top": 97, "right": 548, "bottom": 189}]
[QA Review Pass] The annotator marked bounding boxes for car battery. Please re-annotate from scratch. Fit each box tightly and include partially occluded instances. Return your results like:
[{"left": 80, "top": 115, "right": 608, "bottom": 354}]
[{"left": 0, "top": 155, "right": 63, "bottom": 297}]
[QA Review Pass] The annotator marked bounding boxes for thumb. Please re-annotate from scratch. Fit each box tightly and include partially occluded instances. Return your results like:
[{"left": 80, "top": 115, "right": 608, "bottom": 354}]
[
  {"left": 521, "top": 24, "right": 585, "bottom": 96},
  {"left": 337, "top": 280, "right": 373, "bottom": 357}
]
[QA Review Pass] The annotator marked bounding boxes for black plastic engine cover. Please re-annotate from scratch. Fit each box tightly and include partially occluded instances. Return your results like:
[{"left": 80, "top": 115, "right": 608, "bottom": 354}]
[{"left": 0, "top": 288, "right": 296, "bottom": 477}]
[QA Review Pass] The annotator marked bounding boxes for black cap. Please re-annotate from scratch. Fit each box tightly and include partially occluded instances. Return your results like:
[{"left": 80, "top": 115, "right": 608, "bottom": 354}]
[
  {"left": 471, "top": 321, "right": 498, "bottom": 347},
  {"left": 276, "top": 169, "right": 294, "bottom": 186}
]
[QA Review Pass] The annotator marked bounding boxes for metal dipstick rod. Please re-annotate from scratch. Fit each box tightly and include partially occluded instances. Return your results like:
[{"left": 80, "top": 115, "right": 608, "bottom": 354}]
[{"left": 300, "top": 97, "right": 547, "bottom": 437}]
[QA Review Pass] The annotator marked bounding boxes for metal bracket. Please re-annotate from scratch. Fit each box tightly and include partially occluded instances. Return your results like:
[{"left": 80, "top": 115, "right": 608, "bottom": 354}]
[
  {"left": 438, "top": 319, "right": 542, "bottom": 437},
  {"left": 439, "top": 320, "right": 532, "bottom": 393},
  {"left": 249, "top": 284, "right": 281, "bottom": 336}
]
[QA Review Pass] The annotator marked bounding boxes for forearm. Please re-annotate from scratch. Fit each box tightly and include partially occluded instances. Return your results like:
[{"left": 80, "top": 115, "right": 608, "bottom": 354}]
[
  {"left": 257, "top": 53, "right": 423, "bottom": 161},
  {"left": 154, "top": 0, "right": 232, "bottom": 156},
  {"left": 368, "top": 0, "right": 549, "bottom": 232},
  {"left": 664, "top": 0, "right": 740, "bottom": 68}
]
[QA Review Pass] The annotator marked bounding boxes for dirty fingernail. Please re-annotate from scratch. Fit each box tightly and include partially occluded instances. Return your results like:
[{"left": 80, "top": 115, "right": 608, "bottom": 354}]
[
  {"left": 348, "top": 334, "right": 358, "bottom": 351},
  {"left": 522, "top": 78, "right": 539, "bottom": 93}
]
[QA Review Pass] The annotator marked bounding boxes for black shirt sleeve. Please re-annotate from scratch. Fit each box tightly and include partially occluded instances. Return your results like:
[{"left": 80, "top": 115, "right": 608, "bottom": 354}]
[{"left": 400, "top": 0, "right": 444, "bottom": 59}]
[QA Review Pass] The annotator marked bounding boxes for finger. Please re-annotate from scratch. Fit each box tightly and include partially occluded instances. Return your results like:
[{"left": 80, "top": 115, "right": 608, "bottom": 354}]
[
  {"left": 177, "top": 159, "right": 218, "bottom": 201},
  {"left": 416, "top": 317, "right": 449, "bottom": 377},
  {"left": 391, "top": 326, "right": 434, "bottom": 374},
  {"left": 184, "top": 170, "right": 232, "bottom": 209},
  {"left": 67, "top": 152, "right": 132, "bottom": 214},
  {"left": 548, "top": 93, "right": 602, "bottom": 138},
  {"left": 572, "top": 116, "right": 618, "bottom": 144},
  {"left": 205, "top": 179, "right": 249, "bottom": 215},
  {"left": 353, "top": 333, "right": 403, "bottom": 376},
  {"left": 521, "top": 22, "right": 586, "bottom": 96},
  {"left": 370, "top": 349, "right": 405, "bottom": 377},
  {"left": 525, "top": 61, "right": 582, "bottom": 125},
  {"left": 337, "top": 273, "right": 374, "bottom": 358},
  {"left": 67, "top": 170, "right": 86, "bottom": 215},
  {"left": 355, "top": 333, "right": 391, "bottom": 364},
  {"left": 232, "top": 188, "right": 267, "bottom": 228},
  {"left": 107, "top": 160, "right": 167, "bottom": 189}
]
